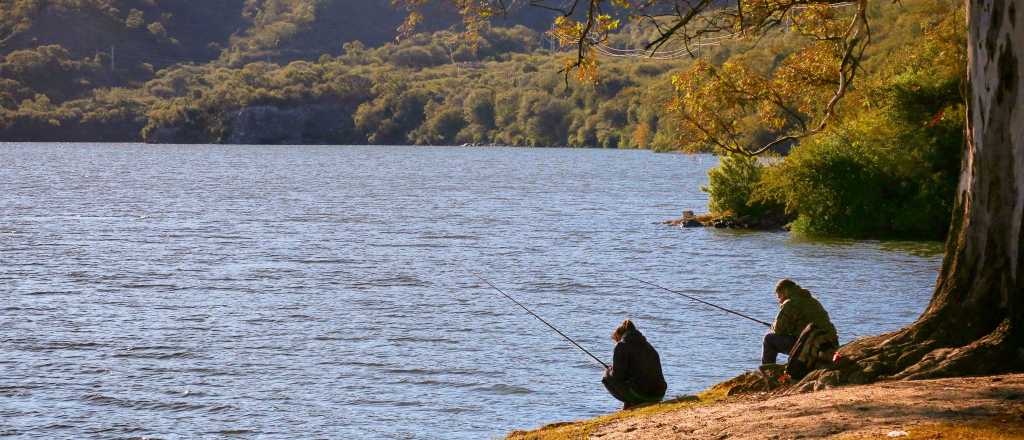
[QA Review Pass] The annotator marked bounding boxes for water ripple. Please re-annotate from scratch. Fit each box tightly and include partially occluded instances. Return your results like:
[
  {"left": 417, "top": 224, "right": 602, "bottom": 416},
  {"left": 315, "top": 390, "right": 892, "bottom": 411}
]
[{"left": 0, "top": 144, "right": 943, "bottom": 440}]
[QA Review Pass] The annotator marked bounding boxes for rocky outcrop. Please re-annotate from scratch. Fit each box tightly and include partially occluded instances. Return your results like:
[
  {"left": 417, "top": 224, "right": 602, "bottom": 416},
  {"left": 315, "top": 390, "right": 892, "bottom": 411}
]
[
  {"left": 663, "top": 210, "right": 792, "bottom": 231},
  {"left": 145, "top": 125, "right": 209, "bottom": 144},
  {"left": 663, "top": 210, "right": 705, "bottom": 227},
  {"left": 226, "top": 104, "right": 357, "bottom": 145},
  {"left": 226, "top": 105, "right": 306, "bottom": 145},
  {"left": 143, "top": 103, "right": 359, "bottom": 144}
]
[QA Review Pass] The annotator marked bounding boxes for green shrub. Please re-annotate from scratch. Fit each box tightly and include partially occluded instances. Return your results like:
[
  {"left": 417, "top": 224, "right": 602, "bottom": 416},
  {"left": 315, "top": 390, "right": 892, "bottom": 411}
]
[
  {"left": 748, "top": 3, "right": 965, "bottom": 240},
  {"left": 703, "top": 154, "right": 782, "bottom": 218},
  {"left": 409, "top": 104, "right": 467, "bottom": 145},
  {"left": 755, "top": 99, "right": 961, "bottom": 239},
  {"left": 757, "top": 137, "right": 895, "bottom": 236}
]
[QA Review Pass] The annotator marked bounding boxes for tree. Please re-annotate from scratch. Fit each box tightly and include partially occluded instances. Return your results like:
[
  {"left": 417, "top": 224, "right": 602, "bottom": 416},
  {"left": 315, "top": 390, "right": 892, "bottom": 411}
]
[
  {"left": 126, "top": 9, "right": 145, "bottom": 29},
  {"left": 463, "top": 88, "right": 496, "bottom": 129},
  {"left": 828, "top": 0, "right": 1023, "bottom": 383},
  {"left": 519, "top": 90, "right": 571, "bottom": 146},
  {"left": 405, "top": 0, "right": 1023, "bottom": 382},
  {"left": 148, "top": 22, "right": 168, "bottom": 38},
  {"left": 410, "top": 102, "right": 468, "bottom": 144}
]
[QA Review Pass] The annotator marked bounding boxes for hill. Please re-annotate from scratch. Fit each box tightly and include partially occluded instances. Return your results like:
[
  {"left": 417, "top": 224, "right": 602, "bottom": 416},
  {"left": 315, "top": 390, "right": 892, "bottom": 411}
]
[
  {"left": 0, "top": 0, "right": 964, "bottom": 168},
  {"left": 1, "top": 0, "right": 246, "bottom": 68},
  {"left": 0, "top": 0, "right": 556, "bottom": 69}
]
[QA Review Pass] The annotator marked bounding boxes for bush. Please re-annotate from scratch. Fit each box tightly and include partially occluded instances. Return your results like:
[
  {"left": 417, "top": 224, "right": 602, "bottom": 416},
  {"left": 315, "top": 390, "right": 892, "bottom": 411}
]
[
  {"left": 463, "top": 89, "right": 495, "bottom": 129},
  {"left": 755, "top": 103, "right": 961, "bottom": 239},
  {"left": 757, "top": 137, "right": 894, "bottom": 236},
  {"left": 409, "top": 104, "right": 466, "bottom": 145},
  {"left": 745, "top": 4, "right": 965, "bottom": 240},
  {"left": 390, "top": 46, "right": 446, "bottom": 69},
  {"left": 703, "top": 154, "right": 782, "bottom": 218}
]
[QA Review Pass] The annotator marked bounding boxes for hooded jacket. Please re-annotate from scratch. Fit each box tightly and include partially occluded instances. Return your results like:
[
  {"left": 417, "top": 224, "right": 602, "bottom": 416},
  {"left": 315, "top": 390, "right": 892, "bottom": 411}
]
[
  {"left": 607, "top": 329, "right": 668, "bottom": 398},
  {"left": 771, "top": 288, "right": 838, "bottom": 341}
]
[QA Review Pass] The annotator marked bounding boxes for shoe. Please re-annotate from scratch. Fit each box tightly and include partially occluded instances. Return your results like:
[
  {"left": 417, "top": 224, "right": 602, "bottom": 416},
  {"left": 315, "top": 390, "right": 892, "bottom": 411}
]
[{"left": 758, "top": 363, "right": 785, "bottom": 377}]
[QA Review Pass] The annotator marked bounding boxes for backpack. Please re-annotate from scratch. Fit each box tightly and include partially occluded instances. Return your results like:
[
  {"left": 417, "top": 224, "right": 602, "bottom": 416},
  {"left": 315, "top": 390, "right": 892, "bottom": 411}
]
[{"left": 785, "top": 323, "right": 839, "bottom": 381}]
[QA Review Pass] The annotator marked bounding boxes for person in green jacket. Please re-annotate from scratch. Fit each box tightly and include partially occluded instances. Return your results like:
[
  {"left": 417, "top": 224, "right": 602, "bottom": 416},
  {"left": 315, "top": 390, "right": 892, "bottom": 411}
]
[{"left": 762, "top": 278, "right": 838, "bottom": 365}]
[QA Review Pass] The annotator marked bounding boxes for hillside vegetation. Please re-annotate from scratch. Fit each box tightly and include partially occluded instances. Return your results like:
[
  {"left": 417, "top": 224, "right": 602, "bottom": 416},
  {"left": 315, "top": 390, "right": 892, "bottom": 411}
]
[
  {"left": 0, "top": 11, "right": 684, "bottom": 148},
  {"left": 701, "top": 1, "right": 965, "bottom": 239},
  {"left": 0, "top": 0, "right": 965, "bottom": 240}
]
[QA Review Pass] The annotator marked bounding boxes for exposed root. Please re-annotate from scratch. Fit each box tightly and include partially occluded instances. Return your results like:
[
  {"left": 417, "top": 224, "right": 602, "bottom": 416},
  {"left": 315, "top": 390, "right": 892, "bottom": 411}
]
[
  {"left": 896, "top": 320, "right": 1023, "bottom": 380},
  {"left": 788, "top": 319, "right": 1024, "bottom": 392}
]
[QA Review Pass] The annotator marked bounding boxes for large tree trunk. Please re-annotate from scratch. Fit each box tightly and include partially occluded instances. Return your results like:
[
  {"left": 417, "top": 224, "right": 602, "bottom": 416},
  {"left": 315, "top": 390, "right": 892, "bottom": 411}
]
[{"left": 806, "top": 0, "right": 1024, "bottom": 386}]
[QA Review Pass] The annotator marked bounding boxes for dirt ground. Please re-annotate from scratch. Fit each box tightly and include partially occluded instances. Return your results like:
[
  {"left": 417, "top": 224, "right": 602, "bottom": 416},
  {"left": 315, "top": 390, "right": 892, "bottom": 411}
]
[{"left": 589, "top": 374, "right": 1024, "bottom": 439}]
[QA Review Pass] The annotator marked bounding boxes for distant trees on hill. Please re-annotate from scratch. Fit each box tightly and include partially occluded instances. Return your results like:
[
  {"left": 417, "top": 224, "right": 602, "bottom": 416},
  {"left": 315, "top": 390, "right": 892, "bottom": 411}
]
[{"left": 0, "top": 0, "right": 969, "bottom": 244}]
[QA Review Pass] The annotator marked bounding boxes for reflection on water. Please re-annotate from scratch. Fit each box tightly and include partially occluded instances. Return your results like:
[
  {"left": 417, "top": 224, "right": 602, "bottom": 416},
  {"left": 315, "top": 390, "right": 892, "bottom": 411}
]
[
  {"left": 0, "top": 144, "right": 942, "bottom": 439},
  {"left": 878, "top": 240, "right": 946, "bottom": 258},
  {"left": 789, "top": 233, "right": 946, "bottom": 258}
]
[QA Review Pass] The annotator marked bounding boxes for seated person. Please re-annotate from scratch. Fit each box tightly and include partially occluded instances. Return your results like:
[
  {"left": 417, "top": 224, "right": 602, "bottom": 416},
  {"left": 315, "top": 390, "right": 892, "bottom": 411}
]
[
  {"left": 763, "top": 278, "right": 838, "bottom": 366},
  {"left": 602, "top": 319, "right": 667, "bottom": 410}
]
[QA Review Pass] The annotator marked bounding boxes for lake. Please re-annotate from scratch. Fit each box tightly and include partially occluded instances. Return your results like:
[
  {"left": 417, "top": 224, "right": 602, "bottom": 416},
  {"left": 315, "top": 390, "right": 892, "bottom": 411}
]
[{"left": 0, "top": 144, "right": 942, "bottom": 439}]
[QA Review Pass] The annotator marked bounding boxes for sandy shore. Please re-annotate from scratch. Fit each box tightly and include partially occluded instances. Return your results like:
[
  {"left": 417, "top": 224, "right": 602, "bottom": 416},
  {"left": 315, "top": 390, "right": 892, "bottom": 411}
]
[{"left": 510, "top": 374, "right": 1024, "bottom": 439}]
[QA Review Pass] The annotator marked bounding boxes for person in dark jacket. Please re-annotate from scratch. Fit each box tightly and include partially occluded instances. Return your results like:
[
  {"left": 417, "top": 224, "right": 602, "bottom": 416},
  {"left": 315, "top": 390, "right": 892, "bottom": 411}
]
[
  {"left": 602, "top": 319, "right": 667, "bottom": 410},
  {"left": 762, "top": 278, "right": 838, "bottom": 366}
]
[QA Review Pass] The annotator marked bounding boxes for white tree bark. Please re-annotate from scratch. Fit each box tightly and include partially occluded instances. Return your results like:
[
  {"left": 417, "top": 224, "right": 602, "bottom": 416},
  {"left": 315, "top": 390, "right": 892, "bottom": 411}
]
[
  {"left": 931, "top": 0, "right": 1023, "bottom": 323},
  {"left": 890, "top": 0, "right": 1024, "bottom": 377},
  {"left": 821, "top": 0, "right": 1024, "bottom": 383}
]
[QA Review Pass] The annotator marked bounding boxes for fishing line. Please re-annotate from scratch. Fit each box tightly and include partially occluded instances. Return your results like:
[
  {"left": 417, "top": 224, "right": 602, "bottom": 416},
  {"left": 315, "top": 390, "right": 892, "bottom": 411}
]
[
  {"left": 625, "top": 275, "right": 772, "bottom": 327},
  {"left": 471, "top": 273, "right": 609, "bottom": 369}
]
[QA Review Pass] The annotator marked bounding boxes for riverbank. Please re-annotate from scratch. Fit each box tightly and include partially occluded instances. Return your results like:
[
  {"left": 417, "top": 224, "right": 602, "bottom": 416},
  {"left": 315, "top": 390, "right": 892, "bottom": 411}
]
[{"left": 507, "top": 373, "right": 1024, "bottom": 439}]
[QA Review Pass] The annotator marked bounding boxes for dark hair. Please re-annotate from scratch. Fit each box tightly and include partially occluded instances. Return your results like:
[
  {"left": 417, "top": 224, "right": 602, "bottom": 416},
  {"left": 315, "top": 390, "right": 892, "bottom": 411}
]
[
  {"left": 775, "top": 278, "right": 799, "bottom": 295},
  {"left": 611, "top": 319, "right": 637, "bottom": 341}
]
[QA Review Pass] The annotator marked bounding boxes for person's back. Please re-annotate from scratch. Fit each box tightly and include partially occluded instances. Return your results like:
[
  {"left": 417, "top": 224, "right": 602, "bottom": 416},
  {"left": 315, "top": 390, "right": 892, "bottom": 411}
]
[
  {"left": 611, "top": 327, "right": 667, "bottom": 397},
  {"left": 774, "top": 288, "right": 837, "bottom": 341},
  {"left": 602, "top": 319, "right": 667, "bottom": 409},
  {"left": 762, "top": 279, "right": 838, "bottom": 366}
]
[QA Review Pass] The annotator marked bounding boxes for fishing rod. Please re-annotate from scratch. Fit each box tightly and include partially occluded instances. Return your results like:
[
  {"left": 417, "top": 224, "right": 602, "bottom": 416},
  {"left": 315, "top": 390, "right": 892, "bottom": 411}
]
[
  {"left": 471, "top": 273, "right": 609, "bottom": 369},
  {"left": 625, "top": 275, "right": 772, "bottom": 327}
]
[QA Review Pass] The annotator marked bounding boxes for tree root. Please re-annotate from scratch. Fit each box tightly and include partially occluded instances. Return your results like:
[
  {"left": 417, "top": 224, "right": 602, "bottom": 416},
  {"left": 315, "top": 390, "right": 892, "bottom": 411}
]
[
  {"left": 896, "top": 320, "right": 1022, "bottom": 380},
  {"left": 790, "top": 319, "right": 1024, "bottom": 392}
]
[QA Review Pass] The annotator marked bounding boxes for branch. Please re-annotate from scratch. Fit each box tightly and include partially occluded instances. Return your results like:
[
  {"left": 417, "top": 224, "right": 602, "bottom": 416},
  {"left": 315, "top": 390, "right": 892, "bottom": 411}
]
[
  {"left": 738, "top": 0, "right": 870, "bottom": 156},
  {"left": 528, "top": 0, "right": 581, "bottom": 16}
]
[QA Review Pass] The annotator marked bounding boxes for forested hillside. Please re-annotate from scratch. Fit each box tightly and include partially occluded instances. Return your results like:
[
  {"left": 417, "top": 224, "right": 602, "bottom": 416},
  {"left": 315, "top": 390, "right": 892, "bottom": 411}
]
[
  {"left": 0, "top": 0, "right": 962, "bottom": 151},
  {"left": 0, "top": 0, "right": 673, "bottom": 147},
  {"left": 0, "top": 0, "right": 553, "bottom": 67},
  {"left": 0, "top": 0, "right": 965, "bottom": 240},
  {"left": 1, "top": 0, "right": 246, "bottom": 67},
  {"left": 0, "top": 0, "right": 588, "bottom": 143}
]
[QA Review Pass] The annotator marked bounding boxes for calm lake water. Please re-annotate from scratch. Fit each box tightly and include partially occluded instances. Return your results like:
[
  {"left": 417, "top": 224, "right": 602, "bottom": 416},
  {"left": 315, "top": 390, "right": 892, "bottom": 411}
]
[{"left": 0, "top": 144, "right": 943, "bottom": 439}]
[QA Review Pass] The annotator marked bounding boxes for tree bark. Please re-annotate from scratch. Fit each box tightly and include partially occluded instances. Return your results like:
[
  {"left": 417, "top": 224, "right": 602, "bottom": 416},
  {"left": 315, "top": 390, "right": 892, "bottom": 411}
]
[{"left": 813, "top": 0, "right": 1024, "bottom": 385}]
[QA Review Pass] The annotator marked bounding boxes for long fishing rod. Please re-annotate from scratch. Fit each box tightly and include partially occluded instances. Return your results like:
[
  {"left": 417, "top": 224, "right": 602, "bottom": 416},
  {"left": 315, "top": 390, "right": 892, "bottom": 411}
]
[
  {"left": 625, "top": 275, "right": 772, "bottom": 327},
  {"left": 471, "top": 273, "right": 609, "bottom": 369}
]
